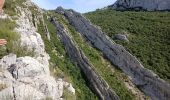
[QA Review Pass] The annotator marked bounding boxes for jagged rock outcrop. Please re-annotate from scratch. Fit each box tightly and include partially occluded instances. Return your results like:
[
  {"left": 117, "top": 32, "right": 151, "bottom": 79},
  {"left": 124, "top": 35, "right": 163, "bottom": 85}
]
[
  {"left": 0, "top": 54, "right": 64, "bottom": 100},
  {"left": 56, "top": 7, "right": 170, "bottom": 100},
  {"left": 15, "top": 5, "right": 50, "bottom": 67},
  {"left": 109, "top": 0, "right": 170, "bottom": 11},
  {"left": 51, "top": 17, "right": 120, "bottom": 100},
  {"left": 0, "top": 1, "right": 75, "bottom": 100}
]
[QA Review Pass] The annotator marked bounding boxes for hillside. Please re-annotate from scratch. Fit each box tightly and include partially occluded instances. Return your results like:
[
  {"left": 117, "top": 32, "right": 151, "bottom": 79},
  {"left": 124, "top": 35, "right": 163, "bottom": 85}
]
[
  {"left": 0, "top": 0, "right": 170, "bottom": 100},
  {"left": 85, "top": 9, "right": 170, "bottom": 82},
  {"left": 109, "top": 0, "right": 170, "bottom": 11}
]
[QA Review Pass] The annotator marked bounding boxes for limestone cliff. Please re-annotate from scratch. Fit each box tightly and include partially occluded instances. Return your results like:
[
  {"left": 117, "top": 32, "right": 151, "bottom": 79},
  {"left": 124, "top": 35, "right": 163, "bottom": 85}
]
[{"left": 110, "top": 0, "right": 170, "bottom": 11}]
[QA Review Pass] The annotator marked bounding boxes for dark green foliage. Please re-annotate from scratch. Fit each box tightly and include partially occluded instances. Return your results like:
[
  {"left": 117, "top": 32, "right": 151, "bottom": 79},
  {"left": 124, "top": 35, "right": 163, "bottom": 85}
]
[
  {"left": 37, "top": 12, "right": 98, "bottom": 100},
  {"left": 85, "top": 9, "right": 170, "bottom": 82}
]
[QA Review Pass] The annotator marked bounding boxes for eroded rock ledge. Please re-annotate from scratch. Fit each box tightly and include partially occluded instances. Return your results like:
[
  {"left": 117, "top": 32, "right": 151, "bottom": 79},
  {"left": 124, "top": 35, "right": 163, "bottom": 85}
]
[
  {"left": 51, "top": 17, "right": 120, "bottom": 100},
  {"left": 56, "top": 7, "right": 170, "bottom": 100}
]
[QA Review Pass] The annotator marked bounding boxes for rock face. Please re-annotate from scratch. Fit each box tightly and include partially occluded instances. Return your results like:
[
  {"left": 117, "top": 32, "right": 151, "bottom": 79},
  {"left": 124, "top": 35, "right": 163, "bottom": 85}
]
[
  {"left": 56, "top": 7, "right": 170, "bottom": 100},
  {"left": 110, "top": 0, "right": 170, "bottom": 11},
  {"left": 51, "top": 17, "right": 120, "bottom": 100},
  {"left": 0, "top": 1, "right": 75, "bottom": 100},
  {"left": 0, "top": 54, "right": 63, "bottom": 100}
]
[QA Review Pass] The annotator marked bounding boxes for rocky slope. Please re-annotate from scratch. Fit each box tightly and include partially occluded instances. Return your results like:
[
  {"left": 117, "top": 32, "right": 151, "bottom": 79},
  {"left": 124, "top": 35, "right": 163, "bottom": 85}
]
[
  {"left": 110, "top": 0, "right": 170, "bottom": 11},
  {"left": 56, "top": 7, "right": 170, "bottom": 100},
  {"left": 1, "top": 0, "right": 170, "bottom": 100},
  {"left": 0, "top": 0, "right": 75, "bottom": 100},
  {"left": 51, "top": 17, "right": 119, "bottom": 100}
]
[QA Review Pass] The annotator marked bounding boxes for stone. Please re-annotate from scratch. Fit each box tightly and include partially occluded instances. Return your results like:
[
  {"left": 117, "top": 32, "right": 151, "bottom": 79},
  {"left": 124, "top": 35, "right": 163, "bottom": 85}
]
[
  {"left": 63, "top": 82, "right": 75, "bottom": 94},
  {"left": 14, "top": 84, "right": 46, "bottom": 100},
  {"left": 110, "top": 0, "right": 170, "bottom": 11},
  {"left": 67, "top": 84, "right": 75, "bottom": 95},
  {"left": 0, "top": 54, "right": 17, "bottom": 70},
  {"left": 0, "top": 54, "right": 65, "bottom": 100},
  {"left": 15, "top": 56, "right": 50, "bottom": 79},
  {"left": 114, "top": 34, "right": 129, "bottom": 41}
]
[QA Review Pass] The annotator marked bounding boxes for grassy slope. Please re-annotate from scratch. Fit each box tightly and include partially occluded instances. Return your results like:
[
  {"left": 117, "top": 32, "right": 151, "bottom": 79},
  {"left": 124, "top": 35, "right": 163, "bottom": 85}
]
[{"left": 85, "top": 9, "right": 170, "bottom": 82}]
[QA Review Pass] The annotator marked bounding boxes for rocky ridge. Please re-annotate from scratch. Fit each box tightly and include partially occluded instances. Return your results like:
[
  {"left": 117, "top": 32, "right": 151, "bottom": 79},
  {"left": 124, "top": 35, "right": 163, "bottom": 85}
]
[
  {"left": 110, "top": 0, "right": 170, "bottom": 11},
  {"left": 51, "top": 17, "right": 119, "bottom": 100},
  {"left": 0, "top": 0, "right": 75, "bottom": 100},
  {"left": 56, "top": 7, "right": 170, "bottom": 100}
]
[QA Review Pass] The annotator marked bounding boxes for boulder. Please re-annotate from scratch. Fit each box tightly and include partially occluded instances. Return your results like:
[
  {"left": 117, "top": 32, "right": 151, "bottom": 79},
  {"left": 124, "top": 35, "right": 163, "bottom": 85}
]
[
  {"left": 15, "top": 57, "right": 50, "bottom": 79},
  {"left": 114, "top": 34, "right": 129, "bottom": 41},
  {"left": 0, "top": 54, "right": 65, "bottom": 100}
]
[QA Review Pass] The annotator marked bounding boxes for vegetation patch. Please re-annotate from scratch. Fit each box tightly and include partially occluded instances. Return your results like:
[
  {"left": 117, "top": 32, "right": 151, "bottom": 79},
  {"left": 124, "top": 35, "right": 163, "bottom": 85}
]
[
  {"left": 85, "top": 9, "right": 170, "bottom": 82},
  {"left": 0, "top": 19, "right": 35, "bottom": 58},
  {"left": 4, "top": 0, "right": 26, "bottom": 16}
]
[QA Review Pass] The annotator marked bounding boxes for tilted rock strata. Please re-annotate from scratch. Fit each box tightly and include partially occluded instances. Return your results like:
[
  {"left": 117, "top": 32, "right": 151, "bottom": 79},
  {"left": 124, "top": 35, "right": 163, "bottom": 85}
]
[
  {"left": 56, "top": 7, "right": 170, "bottom": 100},
  {"left": 51, "top": 17, "right": 120, "bottom": 100},
  {"left": 110, "top": 0, "right": 170, "bottom": 11}
]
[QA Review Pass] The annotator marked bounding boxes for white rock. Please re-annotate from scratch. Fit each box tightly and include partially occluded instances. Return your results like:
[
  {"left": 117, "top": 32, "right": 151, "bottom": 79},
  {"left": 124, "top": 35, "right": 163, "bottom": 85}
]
[
  {"left": 0, "top": 54, "right": 16, "bottom": 70},
  {"left": 67, "top": 84, "right": 75, "bottom": 95},
  {"left": 0, "top": 87, "right": 14, "bottom": 100},
  {"left": 15, "top": 84, "right": 46, "bottom": 100},
  {"left": 15, "top": 57, "right": 50, "bottom": 79}
]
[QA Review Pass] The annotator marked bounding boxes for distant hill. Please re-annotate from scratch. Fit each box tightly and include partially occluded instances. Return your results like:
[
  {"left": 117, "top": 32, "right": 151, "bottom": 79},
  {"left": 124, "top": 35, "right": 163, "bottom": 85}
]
[{"left": 109, "top": 0, "right": 170, "bottom": 11}]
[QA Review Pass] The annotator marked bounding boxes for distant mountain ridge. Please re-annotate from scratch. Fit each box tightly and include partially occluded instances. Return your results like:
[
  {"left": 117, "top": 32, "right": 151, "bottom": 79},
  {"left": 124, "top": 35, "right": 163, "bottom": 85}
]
[{"left": 110, "top": 0, "right": 170, "bottom": 11}]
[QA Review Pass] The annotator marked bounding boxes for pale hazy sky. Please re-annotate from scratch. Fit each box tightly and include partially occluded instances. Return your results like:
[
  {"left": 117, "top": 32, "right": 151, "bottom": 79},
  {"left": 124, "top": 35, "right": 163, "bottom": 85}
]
[{"left": 31, "top": 0, "right": 116, "bottom": 13}]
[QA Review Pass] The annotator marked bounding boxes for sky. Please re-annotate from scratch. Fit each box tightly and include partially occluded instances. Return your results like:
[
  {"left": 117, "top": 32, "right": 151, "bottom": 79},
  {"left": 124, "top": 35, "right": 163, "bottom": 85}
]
[{"left": 31, "top": 0, "right": 116, "bottom": 13}]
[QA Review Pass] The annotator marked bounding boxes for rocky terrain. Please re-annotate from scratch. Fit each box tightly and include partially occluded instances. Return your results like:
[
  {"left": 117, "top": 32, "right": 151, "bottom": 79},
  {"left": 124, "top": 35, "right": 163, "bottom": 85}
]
[
  {"left": 0, "top": 0, "right": 170, "bottom": 100},
  {"left": 0, "top": 0, "right": 75, "bottom": 100},
  {"left": 56, "top": 7, "right": 170, "bottom": 100},
  {"left": 110, "top": 0, "right": 170, "bottom": 11},
  {"left": 51, "top": 17, "right": 119, "bottom": 100}
]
